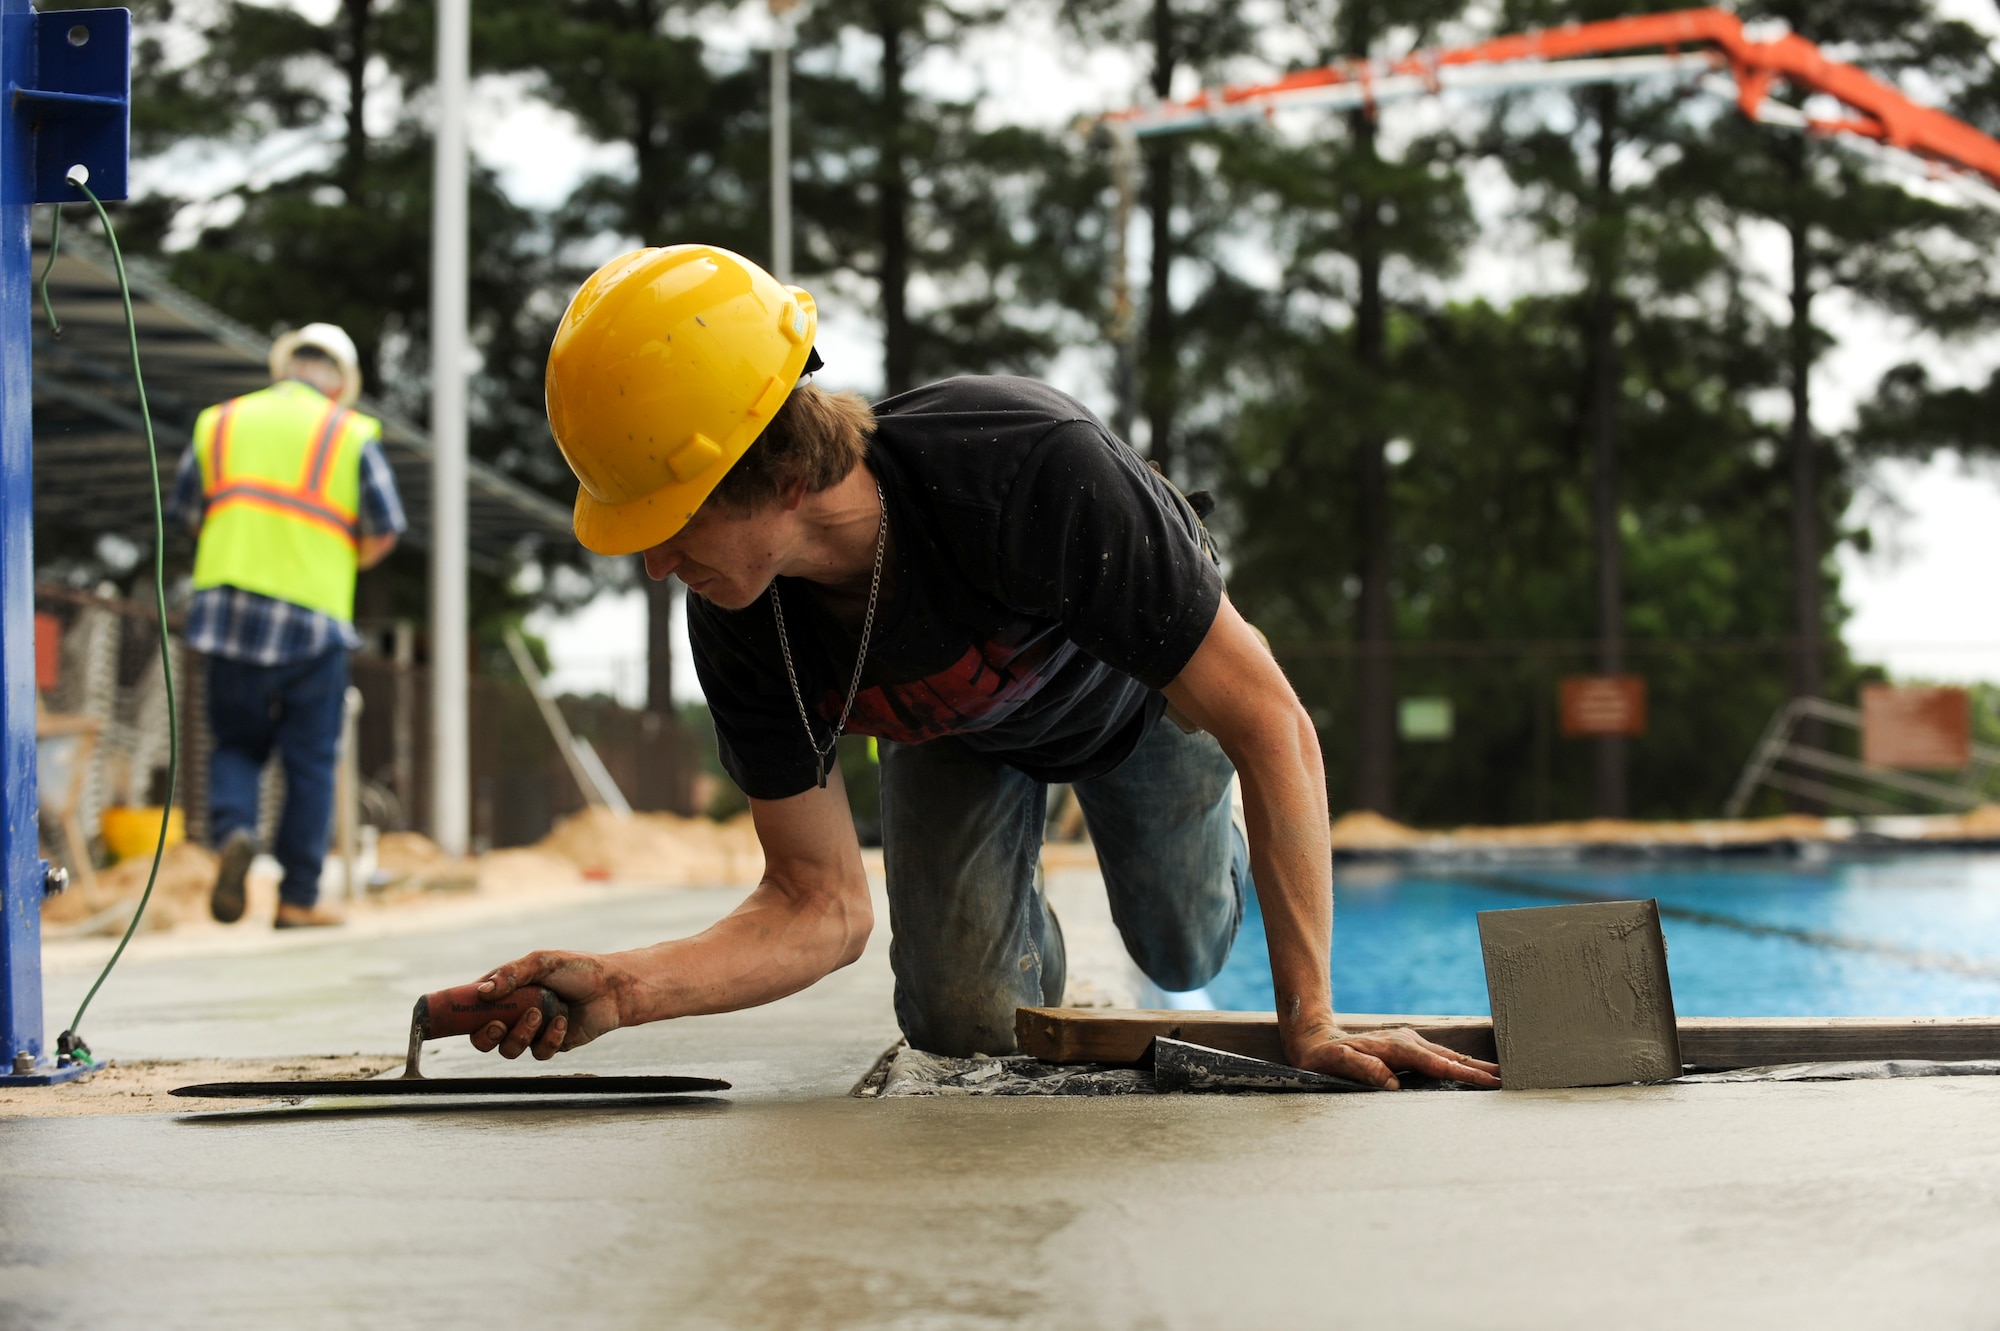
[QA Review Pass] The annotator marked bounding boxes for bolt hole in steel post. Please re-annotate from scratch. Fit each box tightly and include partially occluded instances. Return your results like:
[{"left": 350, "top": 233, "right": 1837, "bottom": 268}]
[{"left": 67, "top": 23, "right": 88, "bottom": 46}]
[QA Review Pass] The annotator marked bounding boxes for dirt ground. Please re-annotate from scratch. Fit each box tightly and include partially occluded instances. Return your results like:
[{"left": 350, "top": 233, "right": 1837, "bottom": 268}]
[{"left": 0, "top": 1054, "right": 401, "bottom": 1118}]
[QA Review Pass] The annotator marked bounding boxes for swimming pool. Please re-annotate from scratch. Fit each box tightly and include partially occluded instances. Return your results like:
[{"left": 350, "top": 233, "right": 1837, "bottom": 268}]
[{"left": 1203, "top": 852, "right": 2000, "bottom": 1017}]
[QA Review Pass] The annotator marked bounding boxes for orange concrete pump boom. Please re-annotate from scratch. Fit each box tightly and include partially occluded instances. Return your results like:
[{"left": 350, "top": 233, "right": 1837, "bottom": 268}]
[{"left": 1108, "top": 6, "right": 2000, "bottom": 192}]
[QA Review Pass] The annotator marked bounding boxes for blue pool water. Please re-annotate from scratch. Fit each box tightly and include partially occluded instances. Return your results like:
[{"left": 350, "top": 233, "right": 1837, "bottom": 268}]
[{"left": 1203, "top": 853, "right": 2000, "bottom": 1017}]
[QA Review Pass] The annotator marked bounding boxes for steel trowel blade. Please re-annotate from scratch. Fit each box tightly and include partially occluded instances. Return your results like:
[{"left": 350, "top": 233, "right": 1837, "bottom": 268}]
[
  {"left": 1150, "top": 1038, "right": 1381, "bottom": 1093},
  {"left": 172, "top": 1074, "right": 730, "bottom": 1098}
]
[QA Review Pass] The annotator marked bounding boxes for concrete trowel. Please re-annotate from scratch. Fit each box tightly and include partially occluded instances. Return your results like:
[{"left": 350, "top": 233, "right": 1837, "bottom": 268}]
[{"left": 170, "top": 983, "right": 730, "bottom": 1099}]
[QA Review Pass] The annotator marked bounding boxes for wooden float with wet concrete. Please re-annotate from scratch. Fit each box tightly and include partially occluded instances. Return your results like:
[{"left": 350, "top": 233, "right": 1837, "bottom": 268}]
[
  {"left": 1477, "top": 900, "right": 1681, "bottom": 1089},
  {"left": 1016, "top": 1007, "right": 2000, "bottom": 1072}
]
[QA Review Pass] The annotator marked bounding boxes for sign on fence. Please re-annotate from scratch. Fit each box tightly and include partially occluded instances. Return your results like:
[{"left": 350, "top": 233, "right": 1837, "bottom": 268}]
[
  {"left": 1560, "top": 675, "right": 1647, "bottom": 738},
  {"left": 1861, "top": 685, "right": 1971, "bottom": 771},
  {"left": 1399, "top": 697, "right": 1453, "bottom": 741}
]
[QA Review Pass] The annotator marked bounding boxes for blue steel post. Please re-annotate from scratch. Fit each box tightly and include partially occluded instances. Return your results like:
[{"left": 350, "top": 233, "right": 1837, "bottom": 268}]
[
  {"left": 0, "top": 0, "right": 40, "bottom": 1078},
  {"left": 0, "top": 2, "right": 129, "bottom": 1084}
]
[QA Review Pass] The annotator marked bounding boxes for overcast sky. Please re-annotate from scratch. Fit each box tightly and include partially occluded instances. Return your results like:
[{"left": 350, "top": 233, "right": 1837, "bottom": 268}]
[{"left": 217, "top": 0, "right": 2000, "bottom": 705}]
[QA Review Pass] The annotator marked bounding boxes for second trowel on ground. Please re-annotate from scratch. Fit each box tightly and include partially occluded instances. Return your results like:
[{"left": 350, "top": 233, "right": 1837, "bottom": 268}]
[
  {"left": 1150, "top": 1037, "right": 1384, "bottom": 1093},
  {"left": 1478, "top": 898, "right": 1681, "bottom": 1090}
]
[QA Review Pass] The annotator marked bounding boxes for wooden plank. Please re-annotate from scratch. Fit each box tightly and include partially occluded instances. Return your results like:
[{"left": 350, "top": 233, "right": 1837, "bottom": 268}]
[
  {"left": 1015, "top": 1008, "right": 2000, "bottom": 1071},
  {"left": 1675, "top": 1017, "right": 2000, "bottom": 1068}
]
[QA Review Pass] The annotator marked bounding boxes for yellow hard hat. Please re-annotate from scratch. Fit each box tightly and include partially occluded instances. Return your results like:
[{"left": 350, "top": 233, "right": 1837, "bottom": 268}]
[{"left": 546, "top": 244, "right": 820, "bottom": 556}]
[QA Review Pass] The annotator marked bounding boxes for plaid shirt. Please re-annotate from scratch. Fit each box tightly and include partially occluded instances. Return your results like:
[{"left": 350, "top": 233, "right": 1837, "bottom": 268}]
[{"left": 170, "top": 427, "right": 408, "bottom": 665}]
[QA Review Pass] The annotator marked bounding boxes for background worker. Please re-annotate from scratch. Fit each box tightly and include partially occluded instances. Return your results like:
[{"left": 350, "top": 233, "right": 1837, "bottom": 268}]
[
  {"left": 466, "top": 245, "right": 1497, "bottom": 1090},
  {"left": 169, "top": 323, "right": 406, "bottom": 929}
]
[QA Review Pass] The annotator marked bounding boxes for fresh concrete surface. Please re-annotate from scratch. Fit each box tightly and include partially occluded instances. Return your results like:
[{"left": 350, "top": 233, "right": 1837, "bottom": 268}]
[{"left": 5, "top": 876, "right": 2000, "bottom": 1329}]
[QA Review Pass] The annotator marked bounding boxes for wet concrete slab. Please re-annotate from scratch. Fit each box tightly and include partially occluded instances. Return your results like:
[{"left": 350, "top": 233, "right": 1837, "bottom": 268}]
[
  {"left": 7, "top": 881, "right": 2000, "bottom": 1328},
  {"left": 35, "top": 883, "right": 888, "bottom": 1084}
]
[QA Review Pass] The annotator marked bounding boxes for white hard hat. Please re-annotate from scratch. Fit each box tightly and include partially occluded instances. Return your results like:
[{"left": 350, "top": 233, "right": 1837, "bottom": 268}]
[{"left": 269, "top": 322, "right": 363, "bottom": 407}]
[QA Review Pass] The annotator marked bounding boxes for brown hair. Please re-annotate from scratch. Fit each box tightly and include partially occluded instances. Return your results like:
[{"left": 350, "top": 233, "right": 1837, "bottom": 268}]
[{"left": 709, "top": 381, "right": 874, "bottom": 509}]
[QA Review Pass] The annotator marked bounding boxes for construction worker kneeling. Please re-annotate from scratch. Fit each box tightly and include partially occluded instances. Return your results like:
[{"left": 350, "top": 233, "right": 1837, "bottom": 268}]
[
  {"left": 451, "top": 245, "right": 1495, "bottom": 1090},
  {"left": 172, "top": 323, "right": 407, "bottom": 930}
]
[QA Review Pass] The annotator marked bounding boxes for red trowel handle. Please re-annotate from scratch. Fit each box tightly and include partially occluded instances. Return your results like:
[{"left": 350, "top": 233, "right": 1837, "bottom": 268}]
[{"left": 416, "top": 982, "right": 568, "bottom": 1041}]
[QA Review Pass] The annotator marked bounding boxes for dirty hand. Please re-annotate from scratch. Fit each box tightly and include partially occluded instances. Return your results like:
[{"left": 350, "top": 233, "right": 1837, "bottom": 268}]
[
  {"left": 468, "top": 950, "right": 628, "bottom": 1062},
  {"left": 1290, "top": 1026, "right": 1502, "bottom": 1090}
]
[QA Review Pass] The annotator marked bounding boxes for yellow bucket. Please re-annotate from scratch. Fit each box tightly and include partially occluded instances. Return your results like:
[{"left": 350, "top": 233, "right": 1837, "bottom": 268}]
[{"left": 100, "top": 806, "right": 186, "bottom": 862}]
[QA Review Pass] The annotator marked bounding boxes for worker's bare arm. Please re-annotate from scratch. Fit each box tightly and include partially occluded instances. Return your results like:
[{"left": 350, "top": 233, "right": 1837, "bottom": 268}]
[
  {"left": 466, "top": 770, "right": 874, "bottom": 1061},
  {"left": 1163, "top": 595, "right": 1499, "bottom": 1089},
  {"left": 357, "top": 532, "right": 397, "bottom": 569}
]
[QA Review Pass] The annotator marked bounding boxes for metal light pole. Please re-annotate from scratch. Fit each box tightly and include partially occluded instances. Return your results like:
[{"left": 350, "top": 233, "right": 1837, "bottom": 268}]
[
  {"left": 769, "top": 0, "right": 798, "bottom": 282},
  {"left": 1105, "top": 126, "right": 1138, "bottom": 445},
  {"left": 429, "top": 0, "right": 469, "bottom": 856}
]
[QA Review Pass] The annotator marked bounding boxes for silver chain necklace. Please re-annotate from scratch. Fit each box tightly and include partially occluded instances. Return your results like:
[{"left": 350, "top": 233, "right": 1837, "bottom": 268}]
[{"left": 770, "top": 480, "right": 888, "bottom": 789}]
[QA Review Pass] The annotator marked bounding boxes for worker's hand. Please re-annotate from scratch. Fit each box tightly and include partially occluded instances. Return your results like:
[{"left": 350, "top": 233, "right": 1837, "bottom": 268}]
[
  {"left": 1289, "top": 1025, "right": 1502, "bottom": 1090},
  {"left": 467, "top": 950, "right": 629, "bottom": 1061}
]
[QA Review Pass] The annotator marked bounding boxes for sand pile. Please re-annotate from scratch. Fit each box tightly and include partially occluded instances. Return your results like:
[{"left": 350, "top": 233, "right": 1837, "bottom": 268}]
[
  {"left": 1328, "top": 811, "right": 1426, "bottom": 849},
  {"left": 40, "top": 842, "right": 220, "bottom": 936},
  {"left": 1331, "top": 805, "right": 2000, "bottom": 851},
  {"left": 35, "top": 809, "right": 763, "bottom": 940},
  {"left": 375, "top": 830, "right": 477, "bottom": 892},
  {"left": 476, "top": 846, "right": 584, "bottom": 895},
  {"left": 1435, "top": 814, "right": 1831, "bottom": 847},
  {"left": 1330, "top": 811, "right": 1843, "bottom": 851},
  {"left": 369, "top": 831, "right": 586, "bottom": 897},
  {"left": 535, "top": 808, "right": 763, "bottom": 886},
  {"left": 1930, "top": 804, "right": 2000, "bottom": 837},
  {"left": 372, "top": 812, "right": 763, "bottom": 893}
]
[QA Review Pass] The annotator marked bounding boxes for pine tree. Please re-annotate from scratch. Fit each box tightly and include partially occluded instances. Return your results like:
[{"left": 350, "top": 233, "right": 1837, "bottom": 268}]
[
  {"left": 477, "top": 0, "right": 765, "bottom": 254},
  {"left": 81, "top": 0, "right": 579, "bottom": 635},
  {"left": 795, "top": 0, "right": 1107, "bottom": 394},
  {"left": 1217, "top": 0, "right": 1864, "bottom": 821},
  {"left": 1210, "top": 0, "right": 1474, "bottom": 817},
  {"left": 1679, "top": 0, "right": 1996, "bottom": 782},
  {"left": 476, "top": 0, "right": 769, "bottom": 714},
  {"left": 1059, "top": 0, "right": 1256, "bottom": 474},
  {"left": 1482, "top": 0, "right": 1773, "bottom": 815}
]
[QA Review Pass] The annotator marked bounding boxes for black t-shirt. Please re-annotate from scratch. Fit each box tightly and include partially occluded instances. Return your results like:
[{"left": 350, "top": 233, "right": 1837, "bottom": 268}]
[{"left": 690, "top": 376, "right": 1224, "bottom": 801}]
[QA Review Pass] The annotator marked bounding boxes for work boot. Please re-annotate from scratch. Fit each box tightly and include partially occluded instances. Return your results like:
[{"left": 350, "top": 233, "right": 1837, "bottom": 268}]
[
  {"left": 209, "top": 830, "right": 256, "bottom": 924},
  {"left": 274, "top": 902, "right": 344, "bottom": 930}
]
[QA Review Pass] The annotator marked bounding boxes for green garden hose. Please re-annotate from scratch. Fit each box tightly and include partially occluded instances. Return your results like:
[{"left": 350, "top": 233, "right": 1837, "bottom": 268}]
[{"left": 41, "top": 171, "right": 178, "bottom": 1065}]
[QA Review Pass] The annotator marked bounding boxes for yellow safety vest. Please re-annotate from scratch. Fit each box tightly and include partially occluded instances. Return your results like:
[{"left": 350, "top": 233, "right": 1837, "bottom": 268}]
[{"left": 190, "top": 381, "right": 380, "bottom": 623}]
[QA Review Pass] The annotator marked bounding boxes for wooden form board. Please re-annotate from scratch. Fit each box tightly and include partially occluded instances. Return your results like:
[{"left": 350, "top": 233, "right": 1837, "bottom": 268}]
[{"left": 1015, "top": 1007, "right": 2000, "bottom": 1072}]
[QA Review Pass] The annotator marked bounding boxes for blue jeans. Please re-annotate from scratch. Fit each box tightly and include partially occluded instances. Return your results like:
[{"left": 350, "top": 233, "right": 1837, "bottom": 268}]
[
  {"left": 205, "top": 648, "right": 348, "bottom": 908},
  {"left": 881, "top": 716, "right": 1251, "bottom": 1056}
]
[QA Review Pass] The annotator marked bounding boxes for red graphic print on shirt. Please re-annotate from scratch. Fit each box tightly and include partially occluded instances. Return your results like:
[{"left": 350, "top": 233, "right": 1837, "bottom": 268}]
[{"left": 828, "top": 627, "right": 1077, "bottom": 744}]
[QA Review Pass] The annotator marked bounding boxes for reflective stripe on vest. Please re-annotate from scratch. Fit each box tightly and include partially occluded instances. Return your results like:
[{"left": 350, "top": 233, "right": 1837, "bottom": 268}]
[{"left": 191, "top": 382, "right": 376, "bottom": 623}]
